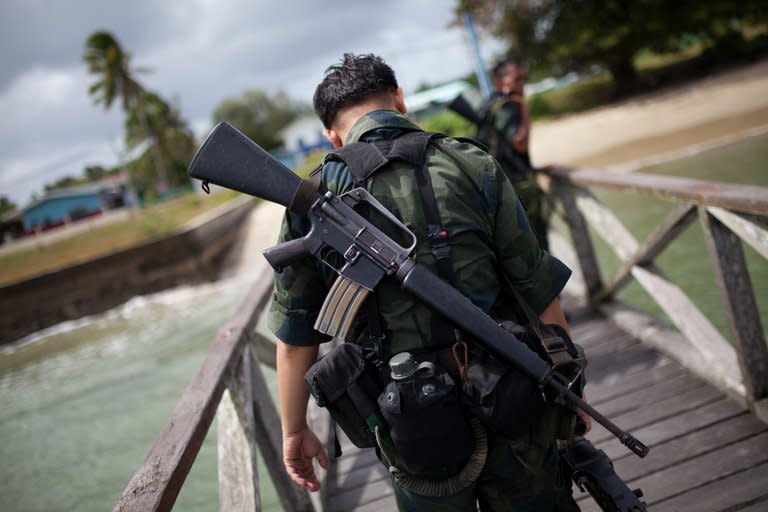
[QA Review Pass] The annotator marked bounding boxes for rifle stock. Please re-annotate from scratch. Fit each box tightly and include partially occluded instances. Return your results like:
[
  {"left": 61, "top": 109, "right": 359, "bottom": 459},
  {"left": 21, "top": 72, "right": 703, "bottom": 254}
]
[{"left": 188, "top": 122, "right": 304, "bottom": 208}]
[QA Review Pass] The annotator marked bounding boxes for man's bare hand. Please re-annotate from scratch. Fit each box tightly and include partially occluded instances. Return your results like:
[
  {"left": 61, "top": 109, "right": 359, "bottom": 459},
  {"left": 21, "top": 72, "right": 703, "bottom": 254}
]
[{"left": 283, "top": 426, "right": 329, "bottom": 492}]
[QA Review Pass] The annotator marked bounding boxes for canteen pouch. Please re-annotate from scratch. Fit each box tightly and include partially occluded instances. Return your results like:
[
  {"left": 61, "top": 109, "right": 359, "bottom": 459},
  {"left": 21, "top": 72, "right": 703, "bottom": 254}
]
[
  {"left": 377, "top": 368, "right": 474, "bottom": 479},
  {"left": 304, "top": 343, "right": 383, "bottom": 449},
  {"left": 462, "top": 343, "right": 546, "bottom": 440}
]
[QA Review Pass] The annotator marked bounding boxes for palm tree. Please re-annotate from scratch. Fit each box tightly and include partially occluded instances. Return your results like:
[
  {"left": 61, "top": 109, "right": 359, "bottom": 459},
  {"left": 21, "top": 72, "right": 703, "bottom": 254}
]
[{"left": 83, "top": 31, "right": 169, "bottom": 193}]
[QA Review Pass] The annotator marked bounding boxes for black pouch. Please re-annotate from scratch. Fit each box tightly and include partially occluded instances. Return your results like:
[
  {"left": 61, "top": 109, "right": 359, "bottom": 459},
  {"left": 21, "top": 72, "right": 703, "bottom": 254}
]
[
  {"left": 462, "top": 343, "right": 546, "bottom": 440},
  {"left": 304, "top": 343, "right": 383, "bottom": 449},
  {"left": 377, "top": 365, "right": 474, "bottom": 479}
]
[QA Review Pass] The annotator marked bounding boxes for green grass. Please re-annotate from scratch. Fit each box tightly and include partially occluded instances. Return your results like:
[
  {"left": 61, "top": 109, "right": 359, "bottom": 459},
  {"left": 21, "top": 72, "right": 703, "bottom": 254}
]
[{"left": 0, "top": 190, "right": 242, "bottom": 286}]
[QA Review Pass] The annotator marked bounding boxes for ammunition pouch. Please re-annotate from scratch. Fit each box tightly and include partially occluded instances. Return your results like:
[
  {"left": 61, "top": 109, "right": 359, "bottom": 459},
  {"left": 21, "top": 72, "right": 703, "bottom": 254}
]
[
  {"left": 462, "top": 343, "right": 546, "bottom": 440},
  {"left": 377, "top": 364, "right": 475, "bottom": 479},
  {"left": 304, "top": 343, "right": 384, "bottom": 449},
  {"left": 463, "top": 320, "right": 585, "bottom": 441}
]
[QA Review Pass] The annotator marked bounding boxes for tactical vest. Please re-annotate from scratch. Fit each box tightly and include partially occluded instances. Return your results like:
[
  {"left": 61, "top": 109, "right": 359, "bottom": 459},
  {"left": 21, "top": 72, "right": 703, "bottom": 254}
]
[{"left": 319, "top": 130, "right": 460, "bottom": 362}]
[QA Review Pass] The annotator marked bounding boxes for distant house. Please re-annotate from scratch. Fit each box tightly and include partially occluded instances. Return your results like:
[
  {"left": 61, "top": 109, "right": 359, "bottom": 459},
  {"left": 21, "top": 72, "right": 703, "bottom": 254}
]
[
  {"left": 278, "top": 115, "right": 333, "bottom": 168},
  {"left": 404, "top": 80, "right": 480, "bottom": 120},
  {"left": 19, "top": 175, "right": 136, "bottom": 234}
]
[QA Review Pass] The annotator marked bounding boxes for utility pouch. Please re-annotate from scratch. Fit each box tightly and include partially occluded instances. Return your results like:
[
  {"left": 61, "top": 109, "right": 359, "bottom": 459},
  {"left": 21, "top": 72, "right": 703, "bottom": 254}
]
[
  {"left": 462, "top": 342, "right": 546, "bottom": 440},
  {"left": 377, "top": 355, "right": 474, "bottom": 479},
  {"left": 304, "top": 343, "right": 384, "bottom": 449}
]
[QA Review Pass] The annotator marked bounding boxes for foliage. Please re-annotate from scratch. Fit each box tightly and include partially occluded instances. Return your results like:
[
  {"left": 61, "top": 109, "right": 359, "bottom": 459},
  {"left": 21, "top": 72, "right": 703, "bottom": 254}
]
[
  {"left": 212, "top": 89, "right": 308, "bottom": 150},
  {"left": 457, "top": 0, "right": 768, "bottom": 95},
  {"left": 0, "top": 196, "right": 16, "bottom": 216},
  {"left": 124, "top": 92, "right": 196, "bottom": 191},
  {"left": 83, "top": 31, "right": 196, "bottom": 195},
  {"left": 419, "top": 110, "right": 476, "bottom": 138}
]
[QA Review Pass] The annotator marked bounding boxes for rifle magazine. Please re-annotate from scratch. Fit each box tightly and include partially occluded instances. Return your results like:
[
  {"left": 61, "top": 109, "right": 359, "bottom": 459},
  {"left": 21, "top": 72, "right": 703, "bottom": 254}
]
[{"left": 315, "top": 276, "right": 369, "bottom": 339}]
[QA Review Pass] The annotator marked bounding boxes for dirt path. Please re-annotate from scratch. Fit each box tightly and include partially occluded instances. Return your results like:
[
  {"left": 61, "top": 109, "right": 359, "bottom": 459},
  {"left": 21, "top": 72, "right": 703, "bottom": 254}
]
[{"left": 530, "top": 57, "right": 768, "bottom": 170}]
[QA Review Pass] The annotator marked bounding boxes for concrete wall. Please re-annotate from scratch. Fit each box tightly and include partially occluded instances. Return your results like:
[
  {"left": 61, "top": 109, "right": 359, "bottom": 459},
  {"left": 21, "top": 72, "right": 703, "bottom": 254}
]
[{"left": 0, "top": 196, "right": 256, "bottom": 344}]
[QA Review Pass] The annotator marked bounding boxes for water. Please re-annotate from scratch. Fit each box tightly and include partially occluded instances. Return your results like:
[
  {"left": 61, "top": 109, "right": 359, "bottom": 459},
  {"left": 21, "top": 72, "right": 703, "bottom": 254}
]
[
  {"left": 0, "top": 204, "right": 287, "bottom": 512},
  {"left": 577, "top": 130, "right": 768, "bottom": 339}
]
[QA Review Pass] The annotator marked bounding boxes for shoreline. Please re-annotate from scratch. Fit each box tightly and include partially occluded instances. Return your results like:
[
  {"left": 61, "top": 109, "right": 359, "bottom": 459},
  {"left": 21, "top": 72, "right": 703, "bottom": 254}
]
[{"left": 530, "top": 57, "right": 768, "bottom": 171}]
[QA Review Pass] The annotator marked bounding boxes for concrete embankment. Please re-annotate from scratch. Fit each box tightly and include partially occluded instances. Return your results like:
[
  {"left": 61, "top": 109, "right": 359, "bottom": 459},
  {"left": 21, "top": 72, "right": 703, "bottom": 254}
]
[{"left": 0, "top": 196, "right": 256, "bottom": 345}]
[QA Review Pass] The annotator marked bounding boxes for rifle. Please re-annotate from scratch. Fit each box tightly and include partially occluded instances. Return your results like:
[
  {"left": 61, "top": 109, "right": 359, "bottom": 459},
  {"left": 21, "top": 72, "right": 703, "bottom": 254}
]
[
  {"left": 447, "top": 94, "right": 530, "bottom": 177},
  {"left": 188, "top": 122, "right": 648, "bottom": 510}
]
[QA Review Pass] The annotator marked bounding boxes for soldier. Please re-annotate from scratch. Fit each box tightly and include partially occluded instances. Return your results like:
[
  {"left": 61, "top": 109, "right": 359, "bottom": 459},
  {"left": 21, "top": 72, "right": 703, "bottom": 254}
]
[
  {"left": 269, "top": 53, "right": 587, "bottom": 511},
  {"left": 476, "top": 56, "right": 550, "bottom": 251}
]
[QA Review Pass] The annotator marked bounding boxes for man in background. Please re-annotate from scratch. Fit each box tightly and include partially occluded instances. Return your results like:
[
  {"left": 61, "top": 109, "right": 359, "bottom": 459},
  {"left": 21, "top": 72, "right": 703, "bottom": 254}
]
[{"left": 477, "top": 56, "right": 550, "bottom": 251}]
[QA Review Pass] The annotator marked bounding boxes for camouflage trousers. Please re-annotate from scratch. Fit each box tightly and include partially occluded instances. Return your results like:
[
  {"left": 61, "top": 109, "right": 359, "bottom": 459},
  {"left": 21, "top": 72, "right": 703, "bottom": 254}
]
[
  {"left": 513, "top": 175, "right": 550, "bottom": 253},
  {"left": 387, "top": 428, "right": 579, "bottom": 512}
]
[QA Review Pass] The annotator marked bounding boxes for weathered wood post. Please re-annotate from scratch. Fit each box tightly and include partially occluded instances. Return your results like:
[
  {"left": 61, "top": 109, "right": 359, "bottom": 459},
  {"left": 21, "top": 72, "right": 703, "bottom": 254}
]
[
  {"left": 549, "top": 175, "right": 603, "bottom": 302},
  {"left": 224, "top": 343, "right": 316, "bottom": 512},
  {"left": 700, "top": 207, "right": 768, "bottom": 422}
]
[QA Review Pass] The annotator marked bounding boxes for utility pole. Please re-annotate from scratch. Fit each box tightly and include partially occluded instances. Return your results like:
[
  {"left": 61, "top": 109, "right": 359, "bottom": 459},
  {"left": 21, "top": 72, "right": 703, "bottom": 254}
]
[{"left": 462, "top": 12, "right": 492, "bottom": 98}]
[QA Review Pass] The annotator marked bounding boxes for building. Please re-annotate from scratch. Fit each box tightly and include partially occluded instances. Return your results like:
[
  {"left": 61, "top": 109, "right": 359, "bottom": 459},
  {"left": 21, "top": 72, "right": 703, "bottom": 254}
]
[{"left": 17, "top": 176, "right": 136, "bottom": 235}]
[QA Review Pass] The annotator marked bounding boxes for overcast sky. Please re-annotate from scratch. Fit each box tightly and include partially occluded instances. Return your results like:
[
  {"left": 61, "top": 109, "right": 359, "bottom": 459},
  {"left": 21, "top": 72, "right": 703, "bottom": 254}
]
[{"left": 0, "top": 0, "right": 504, "bottom": 207}]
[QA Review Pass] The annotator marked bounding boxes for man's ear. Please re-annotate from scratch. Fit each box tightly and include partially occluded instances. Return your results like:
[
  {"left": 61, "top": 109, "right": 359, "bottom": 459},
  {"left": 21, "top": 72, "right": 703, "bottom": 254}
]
[
  {"left": 394, "top": 88, "right": 407, "bottom": 114},
  {"left": 323, "top": 128, "right": 343, "bottom": 148}
]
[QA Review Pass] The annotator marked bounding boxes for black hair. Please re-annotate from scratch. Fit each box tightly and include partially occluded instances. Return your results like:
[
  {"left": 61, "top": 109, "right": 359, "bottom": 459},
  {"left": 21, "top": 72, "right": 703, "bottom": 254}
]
[
  {"left": 492, "top": 55, "right": 525, "bottom": 79},
  {"left": 313, "top": 53, "right": 399, "bottom": 129}
]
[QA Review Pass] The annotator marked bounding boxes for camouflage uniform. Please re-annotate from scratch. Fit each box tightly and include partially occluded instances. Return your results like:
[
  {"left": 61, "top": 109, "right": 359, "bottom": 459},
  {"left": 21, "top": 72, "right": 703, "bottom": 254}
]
[
  {"left": 478, "top": 93, "right": 550, "bottom": 251},
  {"left": 268, "top": 110, "right": 576, "bottom": 511}
]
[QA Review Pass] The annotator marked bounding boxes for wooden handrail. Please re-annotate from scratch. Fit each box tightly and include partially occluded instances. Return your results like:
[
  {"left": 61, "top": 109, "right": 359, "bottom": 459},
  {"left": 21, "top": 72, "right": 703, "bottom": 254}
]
[
  {"left": 114, "top": 268, "right": 315, "bottom": 512},
  {"left": 544, "top": 166, "right": 768, "bottom": 422},
  {"left": 544, "top": 166, "right": 768, "bottom": 216}
]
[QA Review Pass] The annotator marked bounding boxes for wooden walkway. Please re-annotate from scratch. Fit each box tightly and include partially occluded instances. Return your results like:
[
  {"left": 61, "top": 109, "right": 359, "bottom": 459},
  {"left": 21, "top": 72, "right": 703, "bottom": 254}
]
[{"left": 323, "top": 308, "right": 768, "bottom": 512}]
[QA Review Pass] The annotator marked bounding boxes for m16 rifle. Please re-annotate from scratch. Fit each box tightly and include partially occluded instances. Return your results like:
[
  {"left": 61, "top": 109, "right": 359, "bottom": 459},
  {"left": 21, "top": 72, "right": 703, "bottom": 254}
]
[
  {"left": 188, "top": 122, "right": 648, "bottom": 511},
  {"left": 447, "top": 93, "right": 530, "bottom": 176}
]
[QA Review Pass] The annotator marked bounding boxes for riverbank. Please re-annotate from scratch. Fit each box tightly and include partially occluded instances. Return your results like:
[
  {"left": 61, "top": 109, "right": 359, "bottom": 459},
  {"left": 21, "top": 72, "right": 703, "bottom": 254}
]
[{"left": 530, "top": 57, "right": 768, "bottom": 171}]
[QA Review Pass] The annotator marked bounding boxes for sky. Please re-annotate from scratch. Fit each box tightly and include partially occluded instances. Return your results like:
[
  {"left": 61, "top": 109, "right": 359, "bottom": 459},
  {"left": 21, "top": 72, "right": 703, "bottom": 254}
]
[{"left": 0, "top": 0, "right": 505, "bottom": 208}]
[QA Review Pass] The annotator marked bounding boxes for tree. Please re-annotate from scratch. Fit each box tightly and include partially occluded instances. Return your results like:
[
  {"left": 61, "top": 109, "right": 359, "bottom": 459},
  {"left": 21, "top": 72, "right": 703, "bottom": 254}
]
[
  {"left": 125, "top": 92, "right": 195, "bottom": 190},
  {"left": 83, "top": 31, "right": 170, "bottom": 192},
  {"left": 457, "top": 0, "right": 768, "bottom": 95},
  {"left": 0, "top": 196, "right": 16, "bottom": 217},
  {"left": 212, "top": 89, "right": 307, "bottom": 150}
]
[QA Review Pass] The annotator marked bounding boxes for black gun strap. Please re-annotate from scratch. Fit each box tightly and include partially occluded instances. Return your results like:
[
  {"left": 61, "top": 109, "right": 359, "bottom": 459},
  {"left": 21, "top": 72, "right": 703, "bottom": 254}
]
[
  {"left": 328, "top": 130, "right": 458, "bottom": 353},
  {"left": 288, "top": 165, "right": 323, "bottom": 216}
]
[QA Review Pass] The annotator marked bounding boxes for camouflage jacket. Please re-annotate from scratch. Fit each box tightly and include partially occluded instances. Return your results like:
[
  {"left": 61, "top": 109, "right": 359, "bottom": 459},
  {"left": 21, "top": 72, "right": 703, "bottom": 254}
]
[
  {"left": 268, "top": 110, "right": 570, "bottom": 355},
  {"left": 477, "top": 93, "right": 534, "bottom": 181}
]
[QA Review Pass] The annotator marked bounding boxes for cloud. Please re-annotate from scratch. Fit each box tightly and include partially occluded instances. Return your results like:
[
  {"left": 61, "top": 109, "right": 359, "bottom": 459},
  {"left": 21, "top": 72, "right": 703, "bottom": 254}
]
[{"left": 0, "top": 1, "right": 505, "bottom": 207}]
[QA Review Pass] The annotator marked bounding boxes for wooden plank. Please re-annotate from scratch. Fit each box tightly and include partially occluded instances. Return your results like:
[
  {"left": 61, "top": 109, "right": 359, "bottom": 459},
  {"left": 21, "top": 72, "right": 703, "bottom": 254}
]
[
  {"left": 544, "top": 166, "right": 768, "bottom": 216},
  {"left": 594, "top": 372, "right": 706, "bottom": 418},
  {"left": 587, "top": 358, "right": 685, "bottom": 406},
  {"left": 597, "top": 203, "right": 697, "bottom": 301},
  {"left": 630, "top": 265, "right": 743, "bottom": 393},
  {"left": 736, "top": 496, "right": 768, "bottom": 512},
  {"left": 351, "top": 493, "right": 399, "bottom": 512},
  {"left": 589, "top": 384, "right": 724, "bottom": 444},
  {"left": 634, "top": 432, "right": 768, "bottom": 507},
  {"left": 551, "top": 180, "right": 603, "bottom": 298},
  {"left": 708, "top": 206, "right": 768, "bottom": 260},
  {"left": 217, "top": 389, "right": 259, "bottom": 511},
  {"left": 614, "top": 413, "right": 767, "bottom": 482},
  {"left": 598, "top": 398, "right": 745, "bottom": 461},
  {"left": 701, "top": 208, "right": 768, "bottom": 404},
  {"left": 584, "top": 342, "right": 666, "bottom": 383},
  {"left": 331, "top": 477, "right": 396, "bottom": 512}
]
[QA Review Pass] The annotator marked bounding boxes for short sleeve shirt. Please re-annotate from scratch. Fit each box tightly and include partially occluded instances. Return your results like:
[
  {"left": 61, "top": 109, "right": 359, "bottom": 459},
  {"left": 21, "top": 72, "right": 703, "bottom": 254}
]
[{"left": 268, "top": 110, "right": 570, "bottom": 354}]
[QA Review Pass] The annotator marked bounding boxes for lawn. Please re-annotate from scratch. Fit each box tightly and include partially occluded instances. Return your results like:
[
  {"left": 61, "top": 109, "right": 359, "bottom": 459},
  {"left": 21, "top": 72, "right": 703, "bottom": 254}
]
[{"left": 0, "top": 189, "right": 244, "bottom": 287}]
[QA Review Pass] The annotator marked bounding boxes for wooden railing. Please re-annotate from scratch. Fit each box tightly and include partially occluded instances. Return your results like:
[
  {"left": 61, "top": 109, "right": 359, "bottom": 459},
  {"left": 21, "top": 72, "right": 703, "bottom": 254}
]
[
  {"left": 112, "top": 265, "right": 323, "bottom": 512},
  {"left": 543, "top": 166, "right": 768, "bottom": 422},
  {"left": 114, "top": 167, "right": 767, "bottom": 511}
]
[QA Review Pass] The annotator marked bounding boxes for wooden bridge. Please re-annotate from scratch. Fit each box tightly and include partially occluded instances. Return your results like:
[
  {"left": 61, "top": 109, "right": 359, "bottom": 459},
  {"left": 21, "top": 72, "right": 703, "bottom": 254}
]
[{"left": 113, "top": 166, "right": 768, "bottom": 511}]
